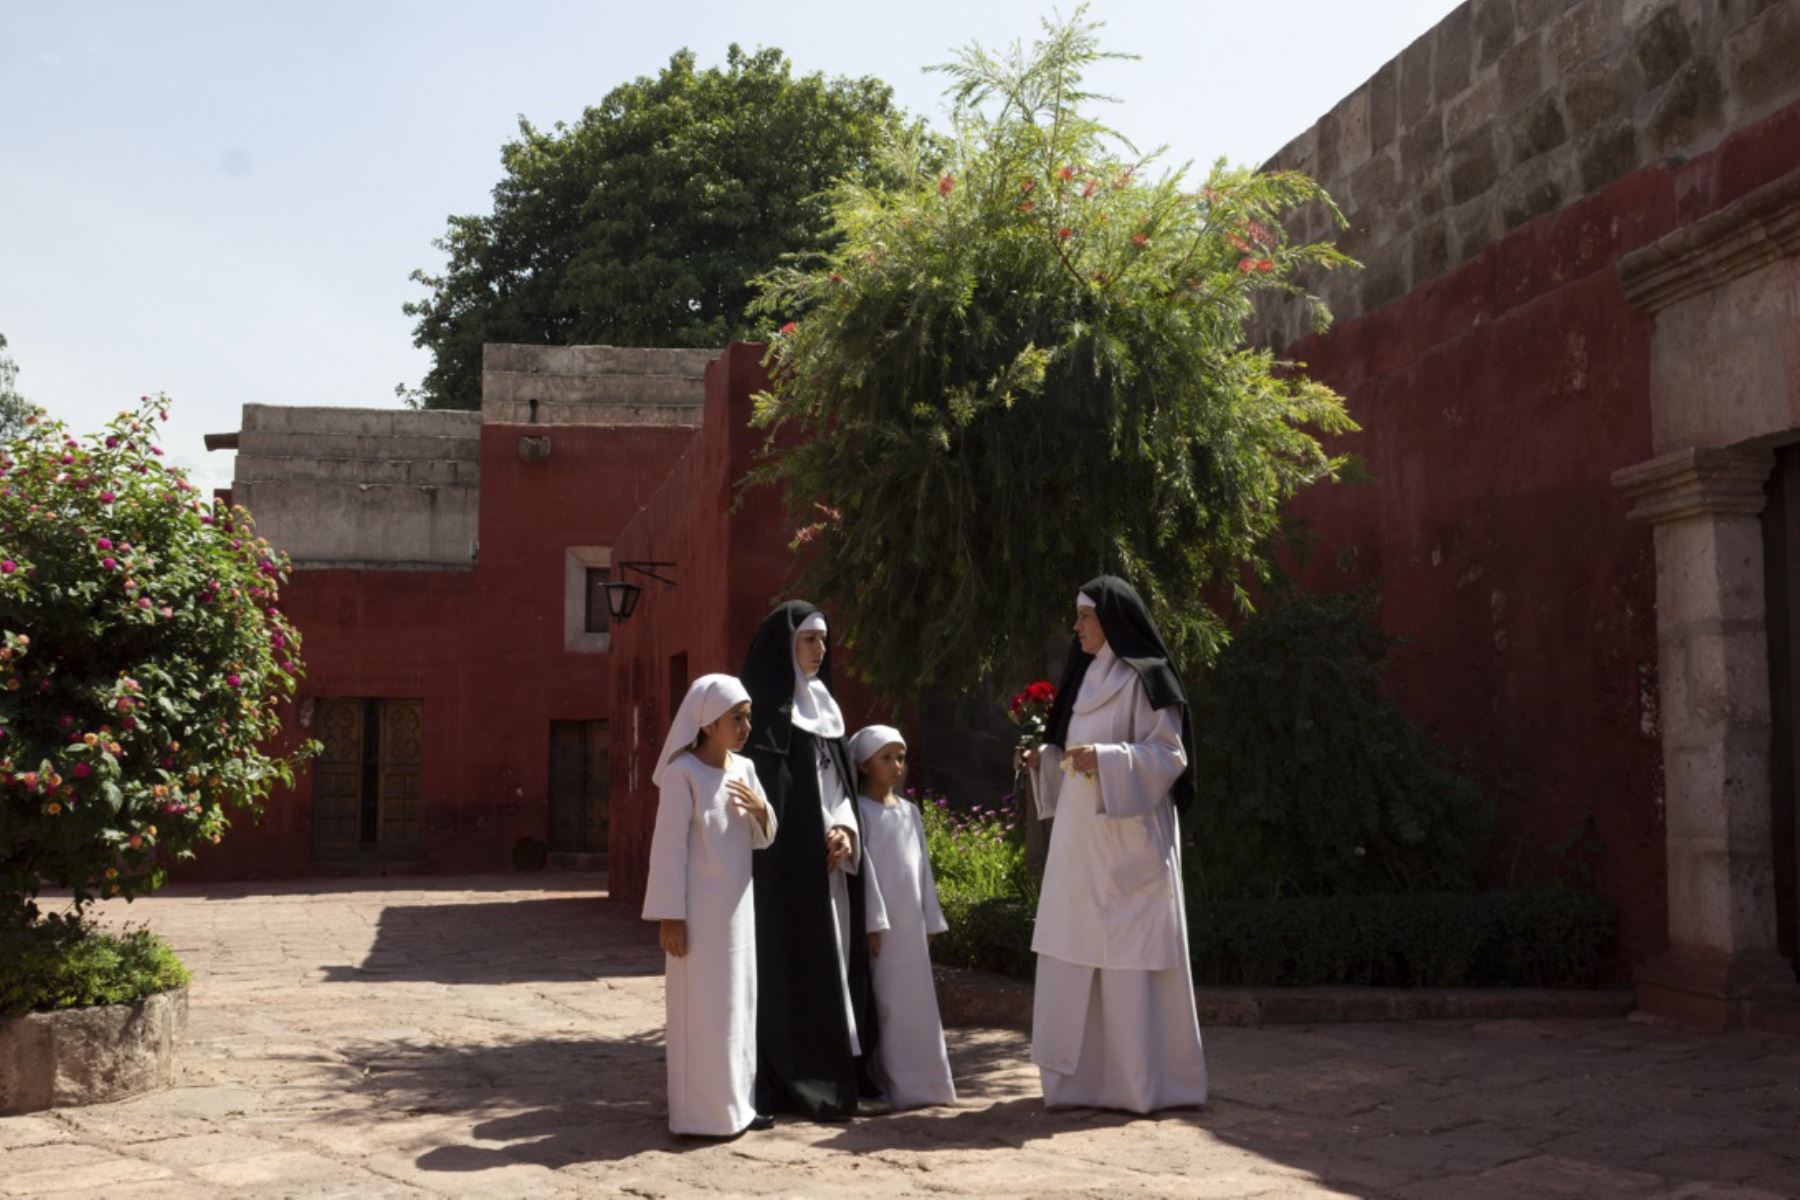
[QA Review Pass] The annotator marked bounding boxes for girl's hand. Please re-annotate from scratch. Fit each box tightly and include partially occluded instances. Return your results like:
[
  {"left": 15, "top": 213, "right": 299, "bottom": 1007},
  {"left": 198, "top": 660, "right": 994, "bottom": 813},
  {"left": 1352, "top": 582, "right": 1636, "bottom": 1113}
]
[
  {"left": 1067, "top": 744, "right": 1098, "bottom": 776},
  {"left": 659, "top": 918, "right": 687, "bottom": 958},
  {"left": 867, "top": 931, "right": 882, "bottom": 959},
  {"left": 825, "top": 827, "right": 853, "bottom": 869},
  {"left": 726, "top": 778, "right": 769, "bottom": 835},
  {"left": 1014, "top": 746, "right": 1042, "bottom": 773}
]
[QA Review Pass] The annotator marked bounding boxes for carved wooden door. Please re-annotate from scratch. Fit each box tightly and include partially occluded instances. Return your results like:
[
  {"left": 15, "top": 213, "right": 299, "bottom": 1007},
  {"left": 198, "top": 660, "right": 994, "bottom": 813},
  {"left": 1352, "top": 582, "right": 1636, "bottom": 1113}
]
[
  {"left": 549, "top": 720, "right": 609, "bottom": 853},
  {"left": 377, "top": 700, "right": 426, "bottom": 856},
  {"left": 312, "top": 699, "right": 366, "bottom": 860}
]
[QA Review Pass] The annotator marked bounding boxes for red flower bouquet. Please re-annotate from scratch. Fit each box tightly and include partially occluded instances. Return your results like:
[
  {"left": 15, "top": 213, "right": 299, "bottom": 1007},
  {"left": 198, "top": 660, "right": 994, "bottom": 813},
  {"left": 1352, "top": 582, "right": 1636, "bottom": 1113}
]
[{"left": 1007, "top": 680, "right": 1057, "bottom": 751}]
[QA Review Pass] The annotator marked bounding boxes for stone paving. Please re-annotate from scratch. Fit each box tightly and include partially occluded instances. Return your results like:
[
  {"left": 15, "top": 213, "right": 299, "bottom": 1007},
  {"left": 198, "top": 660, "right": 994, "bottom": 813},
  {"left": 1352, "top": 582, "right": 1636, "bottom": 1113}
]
[{"left": 3, "top": 875, "right": 1799, "bottom": 1199}]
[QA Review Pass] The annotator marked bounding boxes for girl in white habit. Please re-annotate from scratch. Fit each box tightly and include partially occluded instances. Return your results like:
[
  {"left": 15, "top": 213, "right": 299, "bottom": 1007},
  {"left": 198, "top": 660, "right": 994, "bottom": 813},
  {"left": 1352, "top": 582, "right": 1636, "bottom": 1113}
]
[
  {"left": 849, "top": 725, "right": 956, "bottom": 1110},
  {"left": 641, "top": 673, "right": 778, "bottom": 1137},
  {"left": 1019, "top": 575, "right": 1208, "bottom": 1113}
]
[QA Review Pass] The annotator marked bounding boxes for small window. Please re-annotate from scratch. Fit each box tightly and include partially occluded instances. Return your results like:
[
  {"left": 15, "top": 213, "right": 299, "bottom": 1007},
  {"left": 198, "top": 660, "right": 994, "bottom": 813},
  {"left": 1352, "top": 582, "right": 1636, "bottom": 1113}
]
[{"left": 585, "top": 567, "right": 611, "bottom": 633}]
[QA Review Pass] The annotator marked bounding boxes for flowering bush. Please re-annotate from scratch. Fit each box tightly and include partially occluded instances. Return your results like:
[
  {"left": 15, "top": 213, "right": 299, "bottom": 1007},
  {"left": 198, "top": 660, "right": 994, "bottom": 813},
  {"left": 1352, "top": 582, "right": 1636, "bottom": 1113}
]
[
  {"left": 920, "top": 788, "right": 1029, "bottom": 904},
  {"left": 1005, "top": 680, "right": 1056, "bottom": 751},
  {"left": 0, "top": 395, "right": 315, "bottom": 928},
  {"left": 750, "top": 13, "right": 1356, "bottom": 698}
]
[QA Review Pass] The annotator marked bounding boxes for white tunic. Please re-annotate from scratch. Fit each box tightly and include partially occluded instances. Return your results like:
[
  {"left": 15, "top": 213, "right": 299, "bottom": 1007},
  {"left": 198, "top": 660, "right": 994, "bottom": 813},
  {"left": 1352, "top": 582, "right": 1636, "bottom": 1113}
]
[
  {"left": 817, "top": 741, "right": 887, "bottom": 1057},
  {"left": 641, "top": 752, "right": 778, "bottom": 1135},
  {"left": 857, "top": 794, "right": 956, "bottom": 1109},
  {"left": 1031, "top": 651, "right": 1208, "bottom": 1112}
]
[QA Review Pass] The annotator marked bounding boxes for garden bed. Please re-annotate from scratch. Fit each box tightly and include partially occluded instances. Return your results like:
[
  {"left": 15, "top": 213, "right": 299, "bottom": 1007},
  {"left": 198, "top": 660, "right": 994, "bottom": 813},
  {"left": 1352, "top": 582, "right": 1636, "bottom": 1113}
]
[{"left": 0, "top": 985, "right": 187, "bottom": 1114}]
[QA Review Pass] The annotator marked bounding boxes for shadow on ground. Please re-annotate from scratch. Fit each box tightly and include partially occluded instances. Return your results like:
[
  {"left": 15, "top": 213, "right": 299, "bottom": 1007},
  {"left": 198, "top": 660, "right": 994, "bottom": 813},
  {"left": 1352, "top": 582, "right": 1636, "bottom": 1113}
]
[{"left": 319, "top": 897, "right": 661, "bottom": 984}]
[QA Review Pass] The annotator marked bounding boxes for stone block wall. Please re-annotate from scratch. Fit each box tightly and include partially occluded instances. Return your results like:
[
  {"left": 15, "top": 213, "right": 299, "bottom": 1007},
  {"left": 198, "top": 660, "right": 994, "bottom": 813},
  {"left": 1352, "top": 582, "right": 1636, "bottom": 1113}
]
[
  {"left": 1263, "top": 0, "right": 1800, "bottom": 348},
  {"left": 232, "top": 405, "right": 482, "bottom": 569},
  {"left": 480, "top": 343, "right": 710, "bottom": 426}
]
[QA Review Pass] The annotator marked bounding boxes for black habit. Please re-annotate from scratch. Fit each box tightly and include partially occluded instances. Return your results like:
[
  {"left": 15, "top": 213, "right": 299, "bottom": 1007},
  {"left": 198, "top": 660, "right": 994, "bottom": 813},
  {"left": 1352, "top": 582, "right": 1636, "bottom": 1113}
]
[{"left": 741, "top": 600, "right": 879, "bottom": 1119}]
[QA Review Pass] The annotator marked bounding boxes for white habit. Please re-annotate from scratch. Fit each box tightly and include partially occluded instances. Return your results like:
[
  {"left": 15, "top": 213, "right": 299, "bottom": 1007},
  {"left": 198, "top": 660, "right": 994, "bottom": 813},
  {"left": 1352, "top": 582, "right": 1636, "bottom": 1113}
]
[
  {"left": 642, "top": 750, "right": 778, "bottom": 1135},
  {"left": 818, "top": 742, "right": 886, "bottom": 1055},
  {"left": 857, "top": 793, "right": 956, "bottom": 1108},
  {"left": 1032, "top": 645, "right": 1208, "bottom": 1112}
]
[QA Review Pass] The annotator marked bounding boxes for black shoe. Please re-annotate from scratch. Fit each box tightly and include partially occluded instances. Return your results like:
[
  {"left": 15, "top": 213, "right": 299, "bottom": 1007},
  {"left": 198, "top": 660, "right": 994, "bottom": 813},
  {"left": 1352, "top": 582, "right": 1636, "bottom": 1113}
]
[
  {"left": 855, "top": 1095, "right": 893, "bottom": 1117},
  {"left": 747, "top": 1113, "right": 775, "bottom": 1132}
]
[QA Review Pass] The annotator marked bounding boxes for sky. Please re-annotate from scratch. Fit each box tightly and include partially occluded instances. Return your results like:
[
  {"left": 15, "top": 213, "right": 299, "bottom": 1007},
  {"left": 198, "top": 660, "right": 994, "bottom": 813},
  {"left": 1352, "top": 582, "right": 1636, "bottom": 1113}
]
[{"left": 1, "top": 0, "right": 1461, "bottom": 492}]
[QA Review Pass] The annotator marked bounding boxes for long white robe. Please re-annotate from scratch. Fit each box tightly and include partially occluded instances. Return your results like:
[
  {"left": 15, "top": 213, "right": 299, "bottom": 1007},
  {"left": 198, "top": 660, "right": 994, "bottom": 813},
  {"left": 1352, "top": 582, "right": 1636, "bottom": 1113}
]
[
  {"left": 641, "top": 751, "right": 778, "bottom": 1135},
  {"left": 816, "top": 742, "right": 887, "bottom": 1057},
  {"left": 857, "top": 794, "right": 956, "bottom": 1109},
  {"left": 1032, "top": 655, "right": 1208, "bottom": 1113}
]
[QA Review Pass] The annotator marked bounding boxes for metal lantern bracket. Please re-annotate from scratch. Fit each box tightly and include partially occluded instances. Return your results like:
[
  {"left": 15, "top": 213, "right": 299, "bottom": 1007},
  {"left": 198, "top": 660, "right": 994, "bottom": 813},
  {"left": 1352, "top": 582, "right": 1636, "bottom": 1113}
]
[{"left": 601, "top": 560, "right": 678, "bottom": 622}]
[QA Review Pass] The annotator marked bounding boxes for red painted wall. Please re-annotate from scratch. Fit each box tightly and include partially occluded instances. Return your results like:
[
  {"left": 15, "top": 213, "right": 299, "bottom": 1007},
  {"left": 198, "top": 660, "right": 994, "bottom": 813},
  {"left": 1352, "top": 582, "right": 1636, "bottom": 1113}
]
[
  {"left": 1283, "top": 100, "right": 1800, "bottom": 967},
  {"left": 606, "top": 344, "right": 886, "bottom": 906},
  {"left": 178, "top": 421, "right": 696, "bottom": 881}
]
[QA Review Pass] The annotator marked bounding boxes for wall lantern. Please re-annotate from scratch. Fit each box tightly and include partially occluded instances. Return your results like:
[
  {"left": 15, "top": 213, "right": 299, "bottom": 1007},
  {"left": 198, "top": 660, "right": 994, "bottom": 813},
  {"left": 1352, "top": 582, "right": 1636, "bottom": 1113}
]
[{"left": 603, "top": 561, "right": 678, "bottom": 622}]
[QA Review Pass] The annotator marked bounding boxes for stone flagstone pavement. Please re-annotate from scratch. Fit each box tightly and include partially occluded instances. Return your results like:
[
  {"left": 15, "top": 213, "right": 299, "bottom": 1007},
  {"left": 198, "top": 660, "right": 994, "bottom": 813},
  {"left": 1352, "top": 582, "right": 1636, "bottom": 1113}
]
[{"left": 2, "top": 874, "right": 1799, "bottom": 1198}]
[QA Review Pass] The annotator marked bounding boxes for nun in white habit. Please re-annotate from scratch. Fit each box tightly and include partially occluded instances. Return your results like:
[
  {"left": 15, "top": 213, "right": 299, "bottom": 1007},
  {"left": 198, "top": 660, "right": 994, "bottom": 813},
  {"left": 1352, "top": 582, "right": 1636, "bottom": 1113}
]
[
  {"left": 641, "top": 673, "right": 778, "bottom": 1137},
  {"left": 1025, "top": 576, "right": 1208, "bottom": 1113}
]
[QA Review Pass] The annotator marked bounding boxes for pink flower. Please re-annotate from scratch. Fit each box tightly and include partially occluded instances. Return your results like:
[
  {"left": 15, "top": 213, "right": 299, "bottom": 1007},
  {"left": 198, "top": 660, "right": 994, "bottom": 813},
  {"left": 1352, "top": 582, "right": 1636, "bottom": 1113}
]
[
  {"left": 102, "top": 557, "right": 116, "bottom": 571},
  {"left": 780, "top": 321, "right": 799, "bottom": 336},
  {"left": 73, "top": 763, "right": 90, "bottom": 778},
  {"left": 97, "top": 537, "right": 113, "bottom": 550},
  {"left": 136, "top": 596, "right": 151, "bottom": 609},
  {"left": 226, "top": 673, "right": 241, "bottom": 689},
  {"left": 0, "top": 561, "right": 13, "bottom": 575},
  {"left": 99, "top": 491, "right": 115, "bottom": 504},
  {"left": 122, "top": 716, "right": 137, "bottom": 730}
]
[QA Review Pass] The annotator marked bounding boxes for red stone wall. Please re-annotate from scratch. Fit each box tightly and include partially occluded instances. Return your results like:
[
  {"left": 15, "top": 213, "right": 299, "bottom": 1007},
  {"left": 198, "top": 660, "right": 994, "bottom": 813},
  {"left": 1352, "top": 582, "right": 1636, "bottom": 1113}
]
[
  {"left": 1283, "top": 99, "right": 1800, "bottom": 966},
  {"left": 176, "top": 421, "right": 696, "bottom": 881}
]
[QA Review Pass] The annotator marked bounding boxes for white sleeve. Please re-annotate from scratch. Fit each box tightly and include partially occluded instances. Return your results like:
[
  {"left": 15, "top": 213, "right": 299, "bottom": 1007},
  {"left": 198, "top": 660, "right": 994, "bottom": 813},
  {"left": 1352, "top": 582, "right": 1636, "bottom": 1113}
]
[
  {"left": 1093, "top": 685, "right": 1186, "bottom": 820},
  {"left": 914, "top": 805, "right": 948, "bottom": 935},
  {"left": 743, "top": 760, "right": 777, "bottom": 850},
  {"left": 822, "top": 756, "right": 862, "bottom": 874},
  {"left": 1034, "top": 744, "right": 1065, "bottom": 819},
  {"left": 862, "top": 842, "right": 890, "bottom": 933},
  {"left": 640, "top": 763, "right": 694, "bottom": 921}
]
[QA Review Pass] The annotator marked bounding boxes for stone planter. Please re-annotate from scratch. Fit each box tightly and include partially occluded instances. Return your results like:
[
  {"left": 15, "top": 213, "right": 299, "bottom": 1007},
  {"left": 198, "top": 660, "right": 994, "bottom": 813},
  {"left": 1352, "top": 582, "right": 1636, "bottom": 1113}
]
[{"left": 0, "top": 986, "right": 186, "bottom": 1114}]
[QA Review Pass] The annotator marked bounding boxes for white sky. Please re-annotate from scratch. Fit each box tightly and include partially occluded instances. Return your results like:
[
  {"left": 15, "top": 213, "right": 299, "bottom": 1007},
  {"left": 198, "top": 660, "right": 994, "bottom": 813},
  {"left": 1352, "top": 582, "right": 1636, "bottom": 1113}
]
[{"left": 1, "top": 0, "right": 1460, "bottom": 492}]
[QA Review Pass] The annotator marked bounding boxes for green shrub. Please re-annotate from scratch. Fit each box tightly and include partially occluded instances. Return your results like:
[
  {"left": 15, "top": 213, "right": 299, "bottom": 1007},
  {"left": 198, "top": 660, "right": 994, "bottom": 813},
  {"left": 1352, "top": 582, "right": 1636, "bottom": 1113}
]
[
  {"left": 0, "top": 913, "right": 189, "bottom": 1017},
  {"left": 0, "top": 394, "right": 316, "bottom": 925},
  {"left": 1186, "top": 888, "right": 1616, "bottom": 988},
  {"left": 1188, "top": 589, "right": 1495, "bottom": 898}
]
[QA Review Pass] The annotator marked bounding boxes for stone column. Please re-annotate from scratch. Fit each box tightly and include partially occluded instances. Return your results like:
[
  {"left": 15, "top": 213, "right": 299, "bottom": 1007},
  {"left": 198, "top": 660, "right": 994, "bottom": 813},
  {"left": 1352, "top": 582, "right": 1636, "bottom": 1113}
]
[{"left": 1613, "top": 445, "right": 1800, "bottom": 1029}]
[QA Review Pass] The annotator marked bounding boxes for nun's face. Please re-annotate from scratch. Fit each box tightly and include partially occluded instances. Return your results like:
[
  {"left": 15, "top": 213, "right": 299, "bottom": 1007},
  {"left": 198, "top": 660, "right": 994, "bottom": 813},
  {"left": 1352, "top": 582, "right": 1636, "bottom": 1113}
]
[
  {"left": 862, "top": 742, "right": 907, "bottom": 792},
  {"left": 702, "top": 701, "right": 753, "bottom": 752},
  {"left": 1074, "top": 604, "right": 1106, "bottom": 655},
  {"left": 796, "top": 630, "right": 828, "bottom": 677}
]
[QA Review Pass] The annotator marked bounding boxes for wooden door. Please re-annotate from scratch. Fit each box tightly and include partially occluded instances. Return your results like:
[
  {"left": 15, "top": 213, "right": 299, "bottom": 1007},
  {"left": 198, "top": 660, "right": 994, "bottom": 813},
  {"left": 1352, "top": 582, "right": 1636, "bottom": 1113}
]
[
  {"left": 377, "top": 700, "right": 426, "bottom": 856},
  {"left": 312, "top": 699, "right": 366, "bottom": 861},
  {"left": 549, "top": 720, "right": 610, "bottom": 853}
]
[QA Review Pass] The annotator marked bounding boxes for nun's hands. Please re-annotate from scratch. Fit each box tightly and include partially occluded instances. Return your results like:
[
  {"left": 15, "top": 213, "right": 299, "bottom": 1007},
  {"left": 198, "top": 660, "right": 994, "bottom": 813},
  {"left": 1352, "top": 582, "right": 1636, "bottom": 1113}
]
[
  {"left": 726, "top": 778, "right": 769, "bottom": 835},
  {"left": 659, "top": 919, "right": 687, "bottom": 958},
  {"left": 1066, "top": 745, "right": 1099, "bottom": 776},
  {"left": 825, "top": 827, "right": 853, "bottom": 869},
  {"left": 1014, "top": 746, "right": 1042, "bottom": 773}
]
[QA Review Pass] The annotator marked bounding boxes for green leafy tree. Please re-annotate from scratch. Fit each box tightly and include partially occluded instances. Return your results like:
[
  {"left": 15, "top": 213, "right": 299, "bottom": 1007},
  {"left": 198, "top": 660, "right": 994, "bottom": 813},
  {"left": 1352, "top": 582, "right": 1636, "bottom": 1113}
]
[
  {"left": 749, "top": 14, "right": 1358, "bottom": 698},
  {"left": 0, "top": 335, "right": 33, "bottom": 441},
  {"left": 404, "top": 45, "right": 917, "bottom": 411},
  {"left": 0, "top": 395, "right": 316, "bottom": 929}
]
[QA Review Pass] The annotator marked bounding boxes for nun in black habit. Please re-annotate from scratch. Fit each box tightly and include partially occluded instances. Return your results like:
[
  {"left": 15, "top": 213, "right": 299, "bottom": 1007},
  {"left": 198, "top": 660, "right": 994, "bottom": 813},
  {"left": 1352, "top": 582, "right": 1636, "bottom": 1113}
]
[
  {"left": 1022, "top": 575, "right": 1208, "bottom": 1113},
  {"left": 741, "top": 601, "right": 889, "bottom": 1120}
]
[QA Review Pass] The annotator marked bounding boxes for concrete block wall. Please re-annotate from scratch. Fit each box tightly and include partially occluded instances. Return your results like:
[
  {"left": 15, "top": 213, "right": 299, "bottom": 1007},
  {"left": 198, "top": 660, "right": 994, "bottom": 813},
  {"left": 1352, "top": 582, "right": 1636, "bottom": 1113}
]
[
  {"left": 1262, "top": 0, "right": 1800, "bottom": 348},
  {"left": 480, "top": 344, "right": 711, "bottom": 426},
  {"left": 232, "top": 405, "right": 482, "bottom": 569}
]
